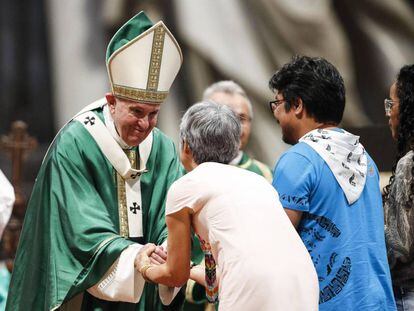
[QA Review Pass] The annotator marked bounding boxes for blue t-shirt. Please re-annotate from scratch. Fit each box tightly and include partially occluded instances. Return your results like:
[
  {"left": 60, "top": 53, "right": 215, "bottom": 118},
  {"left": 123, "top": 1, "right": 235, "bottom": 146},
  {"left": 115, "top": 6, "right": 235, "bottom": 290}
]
[{"left": 273, "top": 142, "right": 396, "bottom": 311}]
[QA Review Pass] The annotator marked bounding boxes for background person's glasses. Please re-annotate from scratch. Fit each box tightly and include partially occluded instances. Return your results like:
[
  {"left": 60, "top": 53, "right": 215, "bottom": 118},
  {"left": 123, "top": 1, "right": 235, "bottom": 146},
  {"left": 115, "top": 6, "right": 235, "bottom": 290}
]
[
  {"left": 384, "top": 98, "right": 395, "bottom": 116},
  {"left": 269, "top": 100, "right": 285, "bottom": 113}
]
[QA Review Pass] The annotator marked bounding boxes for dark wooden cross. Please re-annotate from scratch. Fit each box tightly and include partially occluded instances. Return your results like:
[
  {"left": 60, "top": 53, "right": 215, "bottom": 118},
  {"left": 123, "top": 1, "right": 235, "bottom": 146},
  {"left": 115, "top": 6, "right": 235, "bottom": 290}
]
[
  {"left": 0, "top": 121, "right": 37, "bottom": 218},
  {"left": 0, "top": 121, "right": 37, "bottom": 272}
]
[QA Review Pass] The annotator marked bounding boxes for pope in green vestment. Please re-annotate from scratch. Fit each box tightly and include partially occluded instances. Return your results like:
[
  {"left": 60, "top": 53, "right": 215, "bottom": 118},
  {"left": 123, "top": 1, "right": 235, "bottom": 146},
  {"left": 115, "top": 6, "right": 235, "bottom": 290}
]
[{"left": 6, "top": 11, "right": 184, "bottom": 311}]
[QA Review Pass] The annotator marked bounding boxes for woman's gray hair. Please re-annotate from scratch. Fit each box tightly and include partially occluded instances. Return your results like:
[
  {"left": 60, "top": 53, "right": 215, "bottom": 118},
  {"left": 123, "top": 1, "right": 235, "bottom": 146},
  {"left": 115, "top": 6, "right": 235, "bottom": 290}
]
[{"left": 180, "top": 101, "right": 241, "bottom": 165}]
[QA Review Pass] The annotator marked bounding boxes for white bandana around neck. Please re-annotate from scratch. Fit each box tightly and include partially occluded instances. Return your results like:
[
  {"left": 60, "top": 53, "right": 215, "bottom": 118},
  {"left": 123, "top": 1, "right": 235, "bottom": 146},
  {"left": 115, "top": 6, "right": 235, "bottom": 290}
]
[
  {"left": 73, "top": 98, "right": 153, "bottom": 237},
  {"left": 300, "top": 128, "right": 367, "bottom": 204}
]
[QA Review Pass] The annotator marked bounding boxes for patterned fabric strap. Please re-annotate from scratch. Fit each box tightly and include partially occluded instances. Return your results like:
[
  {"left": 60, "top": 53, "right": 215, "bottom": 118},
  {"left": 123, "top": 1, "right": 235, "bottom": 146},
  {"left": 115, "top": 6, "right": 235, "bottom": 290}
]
[{"left": 197, "top": 235, "right": 219, "bottom": 303}]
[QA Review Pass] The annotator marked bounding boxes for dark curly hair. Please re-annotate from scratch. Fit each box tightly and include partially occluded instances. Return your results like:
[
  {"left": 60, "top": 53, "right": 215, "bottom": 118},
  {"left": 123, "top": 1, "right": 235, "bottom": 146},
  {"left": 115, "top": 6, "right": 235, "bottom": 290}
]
[
  {"left": 268, "top": 55, "right": 345, "bottom": 124},
  {"left": 383, "top": 64, "right": 414, "bottom": 207}
]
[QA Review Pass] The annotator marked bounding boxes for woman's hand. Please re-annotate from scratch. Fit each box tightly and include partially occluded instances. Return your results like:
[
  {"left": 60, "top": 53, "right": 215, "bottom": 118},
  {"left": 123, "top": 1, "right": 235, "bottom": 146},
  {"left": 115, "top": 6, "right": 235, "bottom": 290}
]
[
  {"left": 189, "top": 264, "right": 206, "bottom": 286},
  {"left": 149, "top": 245, "right": 167, "bottom": 265}
]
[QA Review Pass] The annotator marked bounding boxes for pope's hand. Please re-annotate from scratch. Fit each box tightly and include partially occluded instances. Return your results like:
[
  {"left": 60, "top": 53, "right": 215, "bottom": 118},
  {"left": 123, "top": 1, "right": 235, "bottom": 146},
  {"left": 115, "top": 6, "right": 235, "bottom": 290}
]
[{"left": 134, "top": 243, "right": 156, "bottom": 271}]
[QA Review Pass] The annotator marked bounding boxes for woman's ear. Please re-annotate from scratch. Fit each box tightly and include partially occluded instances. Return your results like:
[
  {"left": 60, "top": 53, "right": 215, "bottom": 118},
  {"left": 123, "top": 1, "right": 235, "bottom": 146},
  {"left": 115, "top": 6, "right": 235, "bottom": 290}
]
[
  {"left": 183, "top": 141, "right": 192, "bottom": 156},
  {"left": 180, "top": 140, "right": 196, "bottom": 172}
]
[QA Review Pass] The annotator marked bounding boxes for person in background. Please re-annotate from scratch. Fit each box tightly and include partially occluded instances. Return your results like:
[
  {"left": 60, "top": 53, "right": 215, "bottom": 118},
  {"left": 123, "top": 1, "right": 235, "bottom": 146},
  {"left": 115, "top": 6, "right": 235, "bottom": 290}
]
[
  {"left": 135, "top": 101, "right": 319, "bottom": 311},
  {"left": 203, "top": 80, "right": 272, "bottom": 182},
  {"left": 383, "top": 64, "right": 414, "bottom": 311},
  {"left": 0, "top": 170, "right": 14, "bottom": 311},
  {"left": 270, "top": 55, "right": 396, "bottom": 310},
  {"left": 6, "top": 11, "right": 184, "bottom": 311}
]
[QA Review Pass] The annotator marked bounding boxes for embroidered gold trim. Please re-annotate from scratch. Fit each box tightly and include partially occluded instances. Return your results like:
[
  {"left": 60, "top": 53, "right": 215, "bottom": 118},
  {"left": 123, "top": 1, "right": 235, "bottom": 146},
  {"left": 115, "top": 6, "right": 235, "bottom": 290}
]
[
  {"left": 95, "top": 235, "right": 119, "bottom": 257},
  {"left": 117, "top": 172, "right": 129, "bottom": 238},
  {"left": 147, "top": 25, "right": 165, "bottom": 91},
  {"left": 113, "top": 85, "right": 168, "bottom": 103},
  {"left": 117, "top": 149, "right": 137, "bottom": 237},
  {"left": 127, "top": 148, "right": 137, "bottom": 169}
]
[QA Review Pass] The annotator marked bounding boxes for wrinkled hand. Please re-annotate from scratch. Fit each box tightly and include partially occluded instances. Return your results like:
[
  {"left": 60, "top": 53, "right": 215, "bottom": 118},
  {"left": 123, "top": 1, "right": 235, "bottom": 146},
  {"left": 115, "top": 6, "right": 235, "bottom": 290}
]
[
  {"left": 149, "top": 245, "right": 167, "bottom": 265},
  {"left": 135, "top": 243, "right": 156, "bottom": 271}
]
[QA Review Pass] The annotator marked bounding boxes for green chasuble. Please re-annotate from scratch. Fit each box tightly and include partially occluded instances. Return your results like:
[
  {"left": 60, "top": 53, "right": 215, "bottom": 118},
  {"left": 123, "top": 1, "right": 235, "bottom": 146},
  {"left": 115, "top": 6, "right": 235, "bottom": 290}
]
[{"left": 6, "top": 107, "right": 183, "bottom": 311}]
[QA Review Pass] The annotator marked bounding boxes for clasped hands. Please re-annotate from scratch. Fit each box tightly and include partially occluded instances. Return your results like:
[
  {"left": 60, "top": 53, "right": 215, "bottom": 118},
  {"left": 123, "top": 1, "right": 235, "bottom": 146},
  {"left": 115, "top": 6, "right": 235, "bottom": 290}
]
[
  {"left": 134, "top": 243, "right": 164, "bottom": 283},
  {"left": 134, "top": 243, "right": 205, "bottom": 286}
]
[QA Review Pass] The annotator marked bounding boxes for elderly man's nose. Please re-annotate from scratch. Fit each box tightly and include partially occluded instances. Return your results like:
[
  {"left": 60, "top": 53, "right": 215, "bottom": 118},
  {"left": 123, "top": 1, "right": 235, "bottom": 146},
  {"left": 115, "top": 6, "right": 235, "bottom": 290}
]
[{"left": 137, "top": 115, "right": 150, "bottom": 130}]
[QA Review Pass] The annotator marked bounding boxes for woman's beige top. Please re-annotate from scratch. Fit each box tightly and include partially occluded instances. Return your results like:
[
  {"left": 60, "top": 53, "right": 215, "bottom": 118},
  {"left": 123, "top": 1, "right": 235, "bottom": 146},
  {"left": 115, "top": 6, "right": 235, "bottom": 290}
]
[{"left": 166, "top": 162, "right": 319, "bottom": 311}]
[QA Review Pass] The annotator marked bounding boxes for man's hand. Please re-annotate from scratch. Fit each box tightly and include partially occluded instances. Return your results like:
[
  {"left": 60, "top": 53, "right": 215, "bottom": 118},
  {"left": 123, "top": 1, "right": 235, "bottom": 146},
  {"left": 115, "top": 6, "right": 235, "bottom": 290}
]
[
  {"left": 134, "top": 243, "right": 156, "bottom": 271},
  {"left": 149, "top": 245, "right": 167, "bottom": 265}
]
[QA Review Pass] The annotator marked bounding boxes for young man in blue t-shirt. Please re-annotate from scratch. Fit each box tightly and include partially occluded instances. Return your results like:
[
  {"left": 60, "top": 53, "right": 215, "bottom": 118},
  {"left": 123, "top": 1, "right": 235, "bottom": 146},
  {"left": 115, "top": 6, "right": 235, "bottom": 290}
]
[{"left": 269, "top": 56, "right": 396, "bottom": 310}]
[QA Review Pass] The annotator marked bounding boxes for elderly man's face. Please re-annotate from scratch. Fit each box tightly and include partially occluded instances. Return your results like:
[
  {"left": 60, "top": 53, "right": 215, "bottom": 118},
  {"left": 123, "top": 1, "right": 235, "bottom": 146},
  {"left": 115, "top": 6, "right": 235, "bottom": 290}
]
[
  {"left": 208, "top": 92, "right": 251, "bottom": 150},
  {"left": 106, "top": 93, "right": 160, "bottom": 146}
]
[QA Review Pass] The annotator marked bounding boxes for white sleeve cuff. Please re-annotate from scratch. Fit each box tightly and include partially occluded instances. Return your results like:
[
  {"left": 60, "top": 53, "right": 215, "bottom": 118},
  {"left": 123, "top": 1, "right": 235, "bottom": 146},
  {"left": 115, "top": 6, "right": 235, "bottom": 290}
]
[{"left": 87, "top": 243, "right": 144, "bottom": 303}]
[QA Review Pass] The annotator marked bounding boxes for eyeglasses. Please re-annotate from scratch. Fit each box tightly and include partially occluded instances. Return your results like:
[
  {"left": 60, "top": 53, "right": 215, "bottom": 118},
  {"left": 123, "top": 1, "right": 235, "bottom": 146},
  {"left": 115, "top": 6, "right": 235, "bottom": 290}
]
[
  {"left": 384, "top": 98, "right": 395, "bottom": 116},
  {"left": 269, "top": 99, "right": 285, "bottom": 113}
]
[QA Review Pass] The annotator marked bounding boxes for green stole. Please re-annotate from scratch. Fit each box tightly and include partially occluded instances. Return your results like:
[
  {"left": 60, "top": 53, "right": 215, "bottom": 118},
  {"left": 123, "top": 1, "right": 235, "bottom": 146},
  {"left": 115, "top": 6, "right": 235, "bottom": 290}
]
[{"left": 6, "top": 108, "right": 183, "bottom": 311}]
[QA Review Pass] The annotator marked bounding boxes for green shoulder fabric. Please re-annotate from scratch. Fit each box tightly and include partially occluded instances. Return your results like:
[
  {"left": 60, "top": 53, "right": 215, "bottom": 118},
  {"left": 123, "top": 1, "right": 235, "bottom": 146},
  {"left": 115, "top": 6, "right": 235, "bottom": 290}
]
[
  {"left": 6, "top": 108, "right": 183, "bottom": 311},
  {"left": 237, "top": 152, "right": 273, "bottom": 182},
  {"left": 106, "top": 11, "right": 153, "bottom": 62}
]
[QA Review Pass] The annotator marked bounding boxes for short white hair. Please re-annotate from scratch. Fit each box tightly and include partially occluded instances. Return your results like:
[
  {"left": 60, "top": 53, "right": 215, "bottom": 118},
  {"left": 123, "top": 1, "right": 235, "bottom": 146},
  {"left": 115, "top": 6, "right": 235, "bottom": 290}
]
[{"left": 202, "top": 80, "right": 253, "bottom": 118}]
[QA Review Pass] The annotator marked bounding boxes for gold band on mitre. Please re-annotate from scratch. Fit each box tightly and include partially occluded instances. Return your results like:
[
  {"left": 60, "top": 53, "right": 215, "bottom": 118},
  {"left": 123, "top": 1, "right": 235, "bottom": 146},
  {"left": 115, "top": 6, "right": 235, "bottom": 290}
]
[
  {"left": 147, "top": 25, "right": 166, "bottom": 91},
  {"left": 113, "top": 85, "right": 168, "bottom": 104}
]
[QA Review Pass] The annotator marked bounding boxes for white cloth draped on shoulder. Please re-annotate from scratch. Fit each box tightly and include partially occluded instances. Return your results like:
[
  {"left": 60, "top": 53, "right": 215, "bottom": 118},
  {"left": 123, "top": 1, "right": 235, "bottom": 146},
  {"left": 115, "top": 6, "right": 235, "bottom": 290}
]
[{"left": 300, "top": 128, "right": 367, "bottom": 204}]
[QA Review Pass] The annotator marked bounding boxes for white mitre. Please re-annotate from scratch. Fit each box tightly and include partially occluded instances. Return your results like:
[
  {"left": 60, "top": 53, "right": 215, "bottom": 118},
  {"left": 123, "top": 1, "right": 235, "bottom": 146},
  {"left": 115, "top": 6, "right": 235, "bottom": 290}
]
[{"left": 106, "top": 11, "right": 183, "bottom": 104}]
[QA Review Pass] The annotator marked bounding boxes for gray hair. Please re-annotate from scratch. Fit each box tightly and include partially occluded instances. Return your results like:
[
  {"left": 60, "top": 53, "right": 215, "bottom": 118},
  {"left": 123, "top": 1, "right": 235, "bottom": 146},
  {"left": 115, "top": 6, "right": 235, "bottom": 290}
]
[
  {"left": 180, "top": 101, "right": 241, "bottom": 165},
  {"left": 202, "top": 80, "right": 253, "bottom": 118}
]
